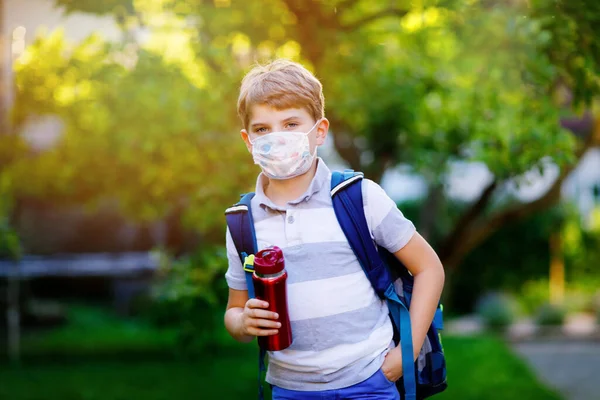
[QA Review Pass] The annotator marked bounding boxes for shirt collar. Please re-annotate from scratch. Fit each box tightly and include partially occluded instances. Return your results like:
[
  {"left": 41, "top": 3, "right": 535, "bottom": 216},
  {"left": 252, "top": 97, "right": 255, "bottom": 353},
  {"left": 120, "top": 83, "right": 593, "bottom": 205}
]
[{"left": 254, "top": 157, "right": 331, "bottom": 211}]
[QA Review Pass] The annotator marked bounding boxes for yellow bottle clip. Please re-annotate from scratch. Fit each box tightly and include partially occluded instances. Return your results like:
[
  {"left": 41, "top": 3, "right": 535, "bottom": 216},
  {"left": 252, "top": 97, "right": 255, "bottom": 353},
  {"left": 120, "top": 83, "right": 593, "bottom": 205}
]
[{"left": 243, "top": 254, "right": 255, "bottom": 273}]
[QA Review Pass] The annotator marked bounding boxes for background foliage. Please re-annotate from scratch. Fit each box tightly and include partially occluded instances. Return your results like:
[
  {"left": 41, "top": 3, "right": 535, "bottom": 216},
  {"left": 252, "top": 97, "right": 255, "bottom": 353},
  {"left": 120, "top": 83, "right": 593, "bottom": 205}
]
[{"left": 2, "top": 0, "right": 600, "bottom": 310}]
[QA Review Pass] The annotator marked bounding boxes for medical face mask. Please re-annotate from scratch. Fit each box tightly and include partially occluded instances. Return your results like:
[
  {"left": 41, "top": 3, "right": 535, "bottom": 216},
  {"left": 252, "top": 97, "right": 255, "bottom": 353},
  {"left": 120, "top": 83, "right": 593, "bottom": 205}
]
[{"left": 249, "top": 120, "right": 320, "bottom": 180}]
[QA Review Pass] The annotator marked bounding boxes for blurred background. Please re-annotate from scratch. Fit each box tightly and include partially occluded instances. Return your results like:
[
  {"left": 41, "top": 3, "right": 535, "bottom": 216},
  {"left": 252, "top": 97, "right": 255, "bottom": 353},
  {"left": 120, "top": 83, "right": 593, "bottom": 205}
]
[{"left": 0, "top": 0, "right": 599, "bottom": 399}]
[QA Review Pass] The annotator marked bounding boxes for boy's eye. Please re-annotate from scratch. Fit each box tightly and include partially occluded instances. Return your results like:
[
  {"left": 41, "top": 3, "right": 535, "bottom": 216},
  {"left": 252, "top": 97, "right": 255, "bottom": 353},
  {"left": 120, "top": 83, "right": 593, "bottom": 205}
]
[
  {"left": 286, "top": 123, "right": 298, "bottom": 129},
  {"left": 255, "top": 127, "right": 268, "bottom": 133}
]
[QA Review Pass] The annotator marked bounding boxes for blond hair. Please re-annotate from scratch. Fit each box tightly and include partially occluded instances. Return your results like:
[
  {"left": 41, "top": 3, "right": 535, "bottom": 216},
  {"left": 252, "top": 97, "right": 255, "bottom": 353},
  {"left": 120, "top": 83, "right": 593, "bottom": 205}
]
[{"left": 237, "top": 59, "right": 325, "bottom": 129}]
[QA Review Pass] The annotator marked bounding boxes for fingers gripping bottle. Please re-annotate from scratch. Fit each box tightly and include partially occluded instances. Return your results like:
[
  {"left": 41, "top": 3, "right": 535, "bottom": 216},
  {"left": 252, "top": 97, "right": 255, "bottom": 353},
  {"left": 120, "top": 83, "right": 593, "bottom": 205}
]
[{"left": 252, "top": 246, "right": 293, "bottom": 351}]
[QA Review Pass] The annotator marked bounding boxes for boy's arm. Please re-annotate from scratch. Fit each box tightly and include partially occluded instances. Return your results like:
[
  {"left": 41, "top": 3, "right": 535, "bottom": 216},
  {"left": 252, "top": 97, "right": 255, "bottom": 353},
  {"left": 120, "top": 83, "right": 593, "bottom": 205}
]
[
  {"left": 393, "top": 232, "right": 445, "bottom": 360},
  {"left": 381, "top": 232, "right": 445, "bottom": 382},
  {"left": 225, "top": 288, "right": 254, "bottom": 343},
  {"left": 223, "top": 228, "right": 280, "bottom": 343},
  {"left": 381, "top": 233, "right": 444, "bottom": 382},
  {"left": 225, "top": 289, "right": 282, "bottom": 343},
  {"left": 223, "top": 227, "right": 254, "bottom": 342},
  {"left": 362, "top": 179, "right": 444, "bottom": 381}
]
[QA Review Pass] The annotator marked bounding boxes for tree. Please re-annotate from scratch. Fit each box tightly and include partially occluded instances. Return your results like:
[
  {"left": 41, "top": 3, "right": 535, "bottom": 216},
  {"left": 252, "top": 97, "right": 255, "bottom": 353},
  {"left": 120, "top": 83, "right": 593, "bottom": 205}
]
[
  {"left": 8, "top": 28, "right": 256, "bottom": 246},
  {"left": 7, "top": 0, "right": 600, "bottom": 271}
]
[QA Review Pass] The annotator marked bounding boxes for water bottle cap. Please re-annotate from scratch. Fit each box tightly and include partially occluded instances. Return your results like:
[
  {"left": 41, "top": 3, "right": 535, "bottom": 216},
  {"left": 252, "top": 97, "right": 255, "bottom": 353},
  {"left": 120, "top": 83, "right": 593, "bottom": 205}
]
[{"left": 254, "top": 246, "right": 285, "bottom": 275}]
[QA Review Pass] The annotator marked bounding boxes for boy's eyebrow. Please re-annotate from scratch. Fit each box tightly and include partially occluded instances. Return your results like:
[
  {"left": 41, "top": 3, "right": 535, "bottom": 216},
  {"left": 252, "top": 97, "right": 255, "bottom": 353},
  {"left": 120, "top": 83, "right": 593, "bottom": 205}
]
[
  {"left": 250, "top": 122, "right": 268, "bottom": 129},
  {"left": 250, "top": 116, "right": 302, "bottom": 130},
  {"left": 280, "top": 116, "right": 302, "bottom": 124}
]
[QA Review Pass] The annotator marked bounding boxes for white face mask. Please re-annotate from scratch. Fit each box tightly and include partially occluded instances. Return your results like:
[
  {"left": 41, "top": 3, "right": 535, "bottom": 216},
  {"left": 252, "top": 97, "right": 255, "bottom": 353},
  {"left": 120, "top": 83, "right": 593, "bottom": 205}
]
[{"left": 249, "top": 120, "right": 320, "bottom": 180}]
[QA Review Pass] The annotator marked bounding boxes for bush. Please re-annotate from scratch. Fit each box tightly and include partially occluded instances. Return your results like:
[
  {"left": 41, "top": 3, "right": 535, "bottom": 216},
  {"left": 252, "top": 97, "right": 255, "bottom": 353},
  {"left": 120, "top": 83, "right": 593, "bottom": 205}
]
[
  {"left": 434, "top": 204, "right": 563, "bottom": 315},
  {"left": 140, "top": 246, "right": 229, "bottom": 354},
  {"left": 519, "top": 279, "right": 549, "bottom": 316},
  {"left": 475, "top": 292, "right": 519, "bottom": 332},
  {"left": 535, "top": 302, "right": 566, "bottom": 326},
  {"left": 0, "top": 221, "right": 21, "bottom": 260}
]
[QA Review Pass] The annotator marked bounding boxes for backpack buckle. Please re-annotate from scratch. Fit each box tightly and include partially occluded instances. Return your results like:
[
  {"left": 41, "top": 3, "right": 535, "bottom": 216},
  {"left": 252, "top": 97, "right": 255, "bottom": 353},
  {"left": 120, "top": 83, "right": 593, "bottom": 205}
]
[{"left": 243, "top": 254, "right": 255, "bottom": 273}]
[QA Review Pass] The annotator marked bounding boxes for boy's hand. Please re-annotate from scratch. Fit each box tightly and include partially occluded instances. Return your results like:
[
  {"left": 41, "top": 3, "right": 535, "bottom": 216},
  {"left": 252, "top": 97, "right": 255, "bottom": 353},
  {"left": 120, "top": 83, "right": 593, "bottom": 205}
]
[
  {"left": 381, "top": 347, "right": 404, "bottom": 382},
  {"left": 240, "top": 299, "right": 281, "bottom": 337}
]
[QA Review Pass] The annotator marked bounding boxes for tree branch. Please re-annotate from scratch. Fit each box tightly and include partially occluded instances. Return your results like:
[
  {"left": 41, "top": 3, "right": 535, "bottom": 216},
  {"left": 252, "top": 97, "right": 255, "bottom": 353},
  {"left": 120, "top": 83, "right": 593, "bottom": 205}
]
[
  {"left": 441, "top": 117, "right": 600, "bottom": 270},
  {"left": 443, "top": 174, "right": 565, "bottom": 270},
  {"left": 341, "top": 7, "right": 410, "bottom": 31},
  {"left": 280, "top": 0, "right": 332, "bottom": 66},
  {"left": 418, "top": 183, "right": 446, "bottom": 241},
  {"left": 329, "top": 118, "right": 362, "bottom": 171},
  {"left": 438, "top": 179, "right": 498, "bottom": 261}
]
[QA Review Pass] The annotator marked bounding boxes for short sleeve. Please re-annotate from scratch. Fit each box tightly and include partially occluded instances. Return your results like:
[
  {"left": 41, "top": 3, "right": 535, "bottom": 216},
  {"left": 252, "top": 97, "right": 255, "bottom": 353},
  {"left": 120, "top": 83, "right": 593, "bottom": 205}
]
[
  {"left": 362, "top": 179, "right": 416, "bottom": 253},
  {"left": 224, "top": 227, "right": 248, "bottom": 290}
]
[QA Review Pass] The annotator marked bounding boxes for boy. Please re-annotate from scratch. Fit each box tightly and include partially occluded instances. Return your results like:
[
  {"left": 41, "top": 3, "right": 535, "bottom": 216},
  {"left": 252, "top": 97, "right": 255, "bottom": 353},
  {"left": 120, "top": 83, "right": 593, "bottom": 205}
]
[{"left": 224, "top": 59, "right": 445, "bottom": 400}]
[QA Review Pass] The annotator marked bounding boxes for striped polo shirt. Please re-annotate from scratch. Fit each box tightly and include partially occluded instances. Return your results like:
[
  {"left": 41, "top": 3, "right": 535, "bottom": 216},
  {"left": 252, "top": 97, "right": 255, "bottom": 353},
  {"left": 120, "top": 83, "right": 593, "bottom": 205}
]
[{"left": 225, "top": 158, "right": 416, "bottom": 391}]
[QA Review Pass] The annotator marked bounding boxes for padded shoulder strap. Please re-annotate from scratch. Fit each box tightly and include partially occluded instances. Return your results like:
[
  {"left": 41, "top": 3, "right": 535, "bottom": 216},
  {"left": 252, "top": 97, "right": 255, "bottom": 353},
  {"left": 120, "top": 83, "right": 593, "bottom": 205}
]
[
  {"left": 225, "top": 193, "right": 258, "bottom": 299},
  {"left": 225, "top": 194, "right": 268, "bottom": 400},
  {"left": 331, "top": 170, "right": 417, "bottom": 400},
  {"left": 330, "top": 170, "right": 392, "bottom": 297}
]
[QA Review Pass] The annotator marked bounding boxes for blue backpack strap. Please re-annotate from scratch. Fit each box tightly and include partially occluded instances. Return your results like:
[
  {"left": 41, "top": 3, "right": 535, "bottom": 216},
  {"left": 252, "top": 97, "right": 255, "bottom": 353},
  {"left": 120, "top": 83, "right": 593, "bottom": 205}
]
[
  {"left": 331, "top": 170, "right": 391, "bottom": 296},
  {"left": 225, "top": 193, "right": 258, "bottom": 299},
  {"left": 331, "top": 170, "right": 417, "bottom": 400},
  {"left": 225, "top": 193, "right": 266, "bottom": 400}
]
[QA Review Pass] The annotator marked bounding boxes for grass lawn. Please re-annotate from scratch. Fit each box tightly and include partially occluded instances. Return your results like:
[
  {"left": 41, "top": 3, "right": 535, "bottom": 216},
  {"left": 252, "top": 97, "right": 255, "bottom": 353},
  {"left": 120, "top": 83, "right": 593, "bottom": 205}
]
[
  {"left": 0, "top": 307, "right": 562, "bottom": 400},
  {"left": 436, "top": 336, "right": 562, "bottom": 400}
]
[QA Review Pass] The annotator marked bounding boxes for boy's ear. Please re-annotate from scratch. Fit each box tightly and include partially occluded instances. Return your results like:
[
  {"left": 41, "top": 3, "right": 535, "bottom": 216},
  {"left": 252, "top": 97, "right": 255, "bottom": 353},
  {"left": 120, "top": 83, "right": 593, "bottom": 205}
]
[
  {"left": 315, "top": 118, "right": 329, "bottom": 146},
  {"left": 240, "top": 129, "right": 253, "bottom": 153}
]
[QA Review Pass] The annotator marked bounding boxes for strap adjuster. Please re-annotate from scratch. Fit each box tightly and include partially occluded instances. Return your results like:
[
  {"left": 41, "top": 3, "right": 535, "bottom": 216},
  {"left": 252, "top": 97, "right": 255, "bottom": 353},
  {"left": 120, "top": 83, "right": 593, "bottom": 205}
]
[{"left": 243, "top": 254, "right": 255, "bottom": 273}]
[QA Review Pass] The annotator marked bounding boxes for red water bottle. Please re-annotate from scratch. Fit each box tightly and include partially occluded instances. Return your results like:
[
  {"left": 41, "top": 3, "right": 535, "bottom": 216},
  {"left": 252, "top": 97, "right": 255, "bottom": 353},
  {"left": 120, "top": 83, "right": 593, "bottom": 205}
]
[{"left": 252, "top": 246, "right": 293, "bottom": 351}]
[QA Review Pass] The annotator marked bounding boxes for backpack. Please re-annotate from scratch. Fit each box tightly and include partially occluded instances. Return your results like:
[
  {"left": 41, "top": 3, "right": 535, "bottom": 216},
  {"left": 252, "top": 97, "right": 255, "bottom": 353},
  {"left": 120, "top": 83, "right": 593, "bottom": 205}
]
[{"left": 224, "top": 170, "right": 447, "bottom": 400}]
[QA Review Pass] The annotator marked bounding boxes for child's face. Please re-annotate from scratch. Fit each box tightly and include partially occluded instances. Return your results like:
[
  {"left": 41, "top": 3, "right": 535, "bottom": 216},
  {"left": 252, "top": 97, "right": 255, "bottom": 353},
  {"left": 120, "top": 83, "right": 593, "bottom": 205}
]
[{"left": 241, "top": 104, "right": 328, "bottom": 156}]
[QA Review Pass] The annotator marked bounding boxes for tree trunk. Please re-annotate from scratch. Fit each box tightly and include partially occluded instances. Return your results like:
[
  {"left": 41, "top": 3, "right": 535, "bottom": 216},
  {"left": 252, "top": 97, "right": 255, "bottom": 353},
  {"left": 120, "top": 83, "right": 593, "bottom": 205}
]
[
  {"left": 327, "top": 115, "right": 363, "bottom": 171},
  {"left": 549, "top": 231, "right": 565, "bottom": 305},
  {"left": 438, "top": 180, "right": 498, "bottom": 264},
  {"left": 438, "top": 117, "right": 600, "bottom": 271},
  {"left": 418, "top": 183, "right": 445, "bottom": 241},
  {"left": 164, "top": 204, "right": 186, "bottom": 257}
]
